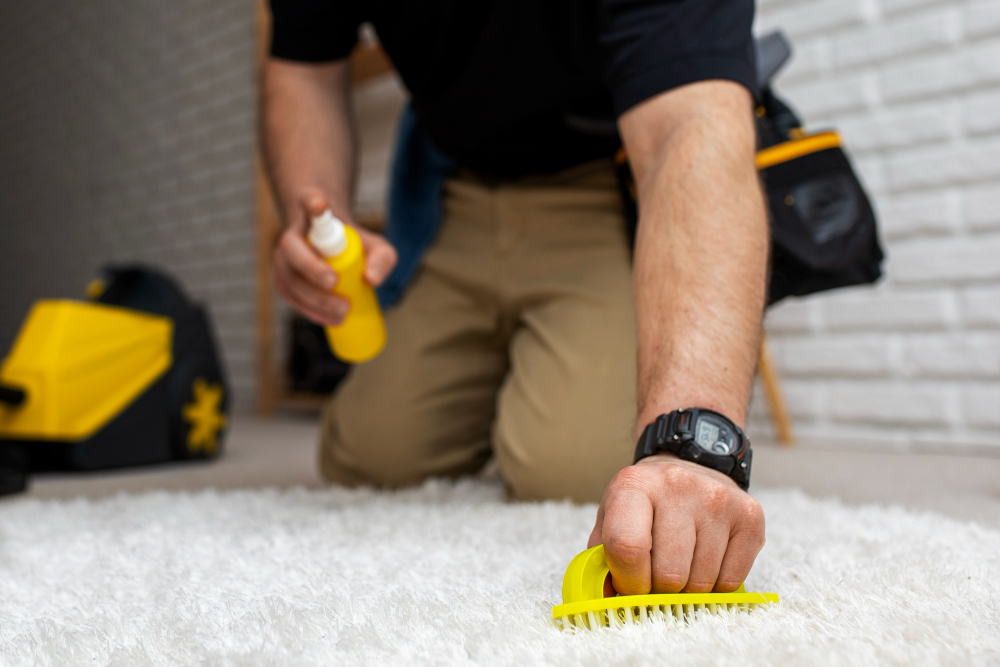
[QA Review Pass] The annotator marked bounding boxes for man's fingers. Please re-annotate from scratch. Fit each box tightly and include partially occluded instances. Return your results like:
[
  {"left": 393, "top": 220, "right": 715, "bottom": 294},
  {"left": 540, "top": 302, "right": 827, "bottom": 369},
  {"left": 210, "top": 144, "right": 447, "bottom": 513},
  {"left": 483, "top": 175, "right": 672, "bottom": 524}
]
[
  {"left": 714, "top": 531, "right": 762, "bottom": 593},
  {"left": 683, "top": 521, "right": 729, "bottom": 593},
  {"left": 600, "top": 474, "right": 654, "bottom": 596},
  {"left": 277, "top": 278, "right": 347, "bottom": 326},
  {"left": 275, "top": 277, "right": 339, "bottom": 326},
  {"left": 715, "top": 503, "right": 766, "bottom": 592},
  {"left": 357, "top": 228, "right": 398, "bottom": 287},
  {"left": 280, "top": 229, "right": 337, "bottom": 291},
  {"left": 588, "top": 504, "right": 605, "bottom": 549},
  {"left": 649, "top": 509, "right": 695, "bottom": 594},
  {"left": 300, "top": 188, "right": 330, "bottom": 221},
  {"left": 588, "top": 504, "right": 616, "bottom": 597},
  {"left": 284, "top": 276, "right": 349, "bottom": 325},
  {"left": 274, "top": 250, "right": 348, "bottom": 325}
]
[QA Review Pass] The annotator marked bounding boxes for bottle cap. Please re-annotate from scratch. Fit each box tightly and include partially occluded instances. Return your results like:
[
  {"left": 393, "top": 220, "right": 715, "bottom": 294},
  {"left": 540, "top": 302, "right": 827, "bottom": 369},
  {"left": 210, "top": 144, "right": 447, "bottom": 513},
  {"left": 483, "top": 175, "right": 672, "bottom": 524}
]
[{"left": 309, "top": 210, "right": 348, "bottom": 258}]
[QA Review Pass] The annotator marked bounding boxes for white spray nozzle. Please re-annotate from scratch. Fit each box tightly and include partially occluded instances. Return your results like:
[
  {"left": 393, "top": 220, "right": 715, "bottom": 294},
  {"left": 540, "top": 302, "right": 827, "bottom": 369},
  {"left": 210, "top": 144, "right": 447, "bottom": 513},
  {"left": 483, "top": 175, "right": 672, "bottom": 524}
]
[{"left": 309, "top": 209, "right": 348, "bottom": 258}]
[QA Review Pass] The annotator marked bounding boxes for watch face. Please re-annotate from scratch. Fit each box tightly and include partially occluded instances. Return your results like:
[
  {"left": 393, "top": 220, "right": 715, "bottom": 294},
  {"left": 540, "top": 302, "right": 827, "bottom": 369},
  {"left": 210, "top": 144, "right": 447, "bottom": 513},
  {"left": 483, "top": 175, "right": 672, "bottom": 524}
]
[{"left": 694, "top": 414, "right": 736, "bottom": 455}]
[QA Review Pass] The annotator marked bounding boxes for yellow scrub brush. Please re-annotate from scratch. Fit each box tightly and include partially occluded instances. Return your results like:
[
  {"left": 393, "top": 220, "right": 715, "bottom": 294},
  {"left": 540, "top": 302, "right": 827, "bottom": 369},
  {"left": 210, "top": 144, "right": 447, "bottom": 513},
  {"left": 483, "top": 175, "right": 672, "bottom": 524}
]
[{"left": 552, "top": 545, "right": 778, "bottom": 630}]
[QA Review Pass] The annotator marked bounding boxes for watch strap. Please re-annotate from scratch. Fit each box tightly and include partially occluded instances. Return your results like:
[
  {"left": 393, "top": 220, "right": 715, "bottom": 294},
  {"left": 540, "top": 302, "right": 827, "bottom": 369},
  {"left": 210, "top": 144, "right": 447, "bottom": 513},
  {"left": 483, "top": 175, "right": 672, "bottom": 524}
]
[{"left": 633, "top": 409, "right": 752, "bottom": 491}]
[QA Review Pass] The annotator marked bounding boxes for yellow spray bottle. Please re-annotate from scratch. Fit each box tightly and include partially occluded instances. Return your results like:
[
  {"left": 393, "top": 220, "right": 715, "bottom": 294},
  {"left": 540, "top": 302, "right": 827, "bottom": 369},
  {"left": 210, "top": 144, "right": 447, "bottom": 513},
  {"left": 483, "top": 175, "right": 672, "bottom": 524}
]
[{"left": 309, "top": 210, "right": 387, "bottom": 363}]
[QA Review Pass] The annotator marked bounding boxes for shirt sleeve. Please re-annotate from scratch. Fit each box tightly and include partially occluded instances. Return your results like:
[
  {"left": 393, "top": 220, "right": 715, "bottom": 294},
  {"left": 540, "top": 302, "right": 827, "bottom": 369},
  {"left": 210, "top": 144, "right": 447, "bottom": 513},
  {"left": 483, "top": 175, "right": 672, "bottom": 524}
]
[
  {"left": 598, "top": 0, "right": 758, "bottom": 116},
  {"left": 269, "top": 0, "right": 363, "bottom": 62}
]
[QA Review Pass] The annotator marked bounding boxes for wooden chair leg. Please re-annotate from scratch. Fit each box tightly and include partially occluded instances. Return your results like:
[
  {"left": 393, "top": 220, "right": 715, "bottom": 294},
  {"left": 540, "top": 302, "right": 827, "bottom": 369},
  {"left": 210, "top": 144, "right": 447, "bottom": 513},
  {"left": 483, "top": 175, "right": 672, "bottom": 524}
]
[
  {"left": 254, "top": 155, "right": 279, "bottom": 416},
  {"left": 255, "top": 0, "right": 279, "bottom": 416},
  {"left": 757, "top": 335, "right": 795, "bottom": 446}
]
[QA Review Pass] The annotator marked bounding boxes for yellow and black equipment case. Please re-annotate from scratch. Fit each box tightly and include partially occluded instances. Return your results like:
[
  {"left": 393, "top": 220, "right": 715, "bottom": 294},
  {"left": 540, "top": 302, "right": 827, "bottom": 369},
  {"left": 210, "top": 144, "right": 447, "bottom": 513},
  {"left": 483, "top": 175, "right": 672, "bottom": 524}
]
[{"left": 0, "top": 266, "right": 229, "bottom": 495}]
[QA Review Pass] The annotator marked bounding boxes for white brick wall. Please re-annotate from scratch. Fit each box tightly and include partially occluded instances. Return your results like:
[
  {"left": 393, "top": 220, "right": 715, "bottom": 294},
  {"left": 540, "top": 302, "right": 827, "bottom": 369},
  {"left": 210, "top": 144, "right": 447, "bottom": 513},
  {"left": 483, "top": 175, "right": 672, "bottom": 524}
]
[
  {"left": 752, "top": 0, "right": 1000, "bottom": 452},
  {"left": 0, "top": 1, "right": 257, "bottom": 410}
]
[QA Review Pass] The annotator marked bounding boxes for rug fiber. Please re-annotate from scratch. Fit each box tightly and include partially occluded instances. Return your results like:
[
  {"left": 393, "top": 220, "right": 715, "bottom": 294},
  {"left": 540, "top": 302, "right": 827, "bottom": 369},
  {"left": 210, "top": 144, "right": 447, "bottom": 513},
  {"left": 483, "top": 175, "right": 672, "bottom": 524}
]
[{"left": 0, "top": 480, "right": 998, "bottom": 665}]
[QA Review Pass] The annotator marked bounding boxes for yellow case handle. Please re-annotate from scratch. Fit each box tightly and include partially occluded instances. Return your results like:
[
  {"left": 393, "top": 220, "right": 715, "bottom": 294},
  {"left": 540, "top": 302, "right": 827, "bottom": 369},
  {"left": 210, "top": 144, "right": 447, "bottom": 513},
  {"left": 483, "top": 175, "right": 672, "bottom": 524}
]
[{"left": 562, "top": 545, "right": 745, "bottom": 604}]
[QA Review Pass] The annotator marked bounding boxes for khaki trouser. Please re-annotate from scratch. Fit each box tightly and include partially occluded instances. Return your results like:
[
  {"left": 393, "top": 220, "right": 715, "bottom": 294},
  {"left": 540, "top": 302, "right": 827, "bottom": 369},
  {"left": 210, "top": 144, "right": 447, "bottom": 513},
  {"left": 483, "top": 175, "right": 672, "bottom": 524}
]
[{"left": 320, "top": 159, "right": 637, "bottom": 502}]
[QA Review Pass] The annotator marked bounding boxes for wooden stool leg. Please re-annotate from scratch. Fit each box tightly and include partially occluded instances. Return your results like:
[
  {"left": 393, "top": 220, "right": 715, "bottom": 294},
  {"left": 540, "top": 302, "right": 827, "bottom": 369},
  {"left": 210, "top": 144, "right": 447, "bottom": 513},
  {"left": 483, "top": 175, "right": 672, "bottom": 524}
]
[
  {"left": 255, "top": 0, "right": 280, "bottom": 416},
  {"left": 757, "top": 335, "right": 795, "bottom": 446},
  {"left": 255, "top": 154, "right": 279, "bottom": 416}
]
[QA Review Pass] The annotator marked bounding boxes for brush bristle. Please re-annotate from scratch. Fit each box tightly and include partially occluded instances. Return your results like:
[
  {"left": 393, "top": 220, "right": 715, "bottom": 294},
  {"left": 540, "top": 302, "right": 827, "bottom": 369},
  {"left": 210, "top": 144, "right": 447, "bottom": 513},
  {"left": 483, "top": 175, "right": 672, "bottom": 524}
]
[{"left": 557, "top": 601, "right": 761, "bottom": 631}]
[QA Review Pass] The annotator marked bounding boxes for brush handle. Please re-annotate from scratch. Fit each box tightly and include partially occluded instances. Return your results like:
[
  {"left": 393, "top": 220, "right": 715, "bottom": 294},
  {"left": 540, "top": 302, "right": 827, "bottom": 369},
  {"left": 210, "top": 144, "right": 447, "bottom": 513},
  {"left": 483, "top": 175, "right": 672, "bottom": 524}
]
[{"left": 561, "top": 545, "right": 745, "bottom": 604}]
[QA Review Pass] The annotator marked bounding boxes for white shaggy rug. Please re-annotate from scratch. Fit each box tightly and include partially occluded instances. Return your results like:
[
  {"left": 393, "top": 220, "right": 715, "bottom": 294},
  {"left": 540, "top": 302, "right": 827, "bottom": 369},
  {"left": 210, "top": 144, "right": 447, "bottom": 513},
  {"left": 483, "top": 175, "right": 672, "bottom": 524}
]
[{"left": 0, "top": 480, "right": 998, "bottom": 666}]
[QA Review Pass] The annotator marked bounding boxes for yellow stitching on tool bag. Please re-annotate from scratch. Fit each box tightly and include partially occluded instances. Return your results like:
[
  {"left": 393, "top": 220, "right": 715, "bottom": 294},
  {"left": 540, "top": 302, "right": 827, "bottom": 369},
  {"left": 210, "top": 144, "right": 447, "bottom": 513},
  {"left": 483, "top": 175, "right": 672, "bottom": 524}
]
[{"left": 755, "top": 131, "right": 841, "bottom": 170}]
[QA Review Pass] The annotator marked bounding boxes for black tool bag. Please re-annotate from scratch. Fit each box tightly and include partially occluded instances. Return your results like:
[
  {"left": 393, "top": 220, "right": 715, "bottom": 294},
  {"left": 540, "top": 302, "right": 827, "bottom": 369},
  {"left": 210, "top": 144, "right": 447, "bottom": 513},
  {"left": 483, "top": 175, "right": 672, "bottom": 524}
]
[
  {"left": 288, "top": 314, "right": 352, "bottom": 394},
  {"left": 604, "top": 31, "right": 884, "bottom": 306},
  {"left": 755, "top": 88, "right": 883, "bottom": 304}
]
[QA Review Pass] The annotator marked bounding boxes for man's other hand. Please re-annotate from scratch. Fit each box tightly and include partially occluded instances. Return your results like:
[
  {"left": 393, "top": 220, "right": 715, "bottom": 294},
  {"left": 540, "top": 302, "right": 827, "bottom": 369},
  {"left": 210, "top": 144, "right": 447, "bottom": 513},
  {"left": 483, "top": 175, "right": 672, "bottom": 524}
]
[
  {"left": 273, "top": 187, "right": 398, "bottom": 327},
  {"left": 588, "top": 452, "right": 765, "bottom": 594}
]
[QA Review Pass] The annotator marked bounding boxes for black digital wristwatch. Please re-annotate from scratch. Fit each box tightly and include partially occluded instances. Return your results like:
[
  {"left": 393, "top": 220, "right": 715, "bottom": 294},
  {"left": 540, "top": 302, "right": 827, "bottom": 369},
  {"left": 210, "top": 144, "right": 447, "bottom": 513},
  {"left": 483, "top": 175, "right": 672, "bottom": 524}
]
[{"left": 633, "top": 408, "right": 752, "bottom": 490}]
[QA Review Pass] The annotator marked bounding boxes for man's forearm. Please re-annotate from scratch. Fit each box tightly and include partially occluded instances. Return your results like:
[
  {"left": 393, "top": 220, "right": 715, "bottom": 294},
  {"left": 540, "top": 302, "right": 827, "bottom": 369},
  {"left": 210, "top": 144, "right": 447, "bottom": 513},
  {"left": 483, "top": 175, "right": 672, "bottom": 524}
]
[
  {"left": 262, "top": 59, "right": 356, "bottom": 224},
  {"left": 621, "top": 81, "right": 769, "bottom": 433}
]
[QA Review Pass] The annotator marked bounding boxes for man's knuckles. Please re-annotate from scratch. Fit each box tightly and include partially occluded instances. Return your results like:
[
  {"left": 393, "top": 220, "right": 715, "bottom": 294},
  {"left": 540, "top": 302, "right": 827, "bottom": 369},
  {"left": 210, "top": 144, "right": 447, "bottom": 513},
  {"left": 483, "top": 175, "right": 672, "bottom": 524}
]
[
  {"left": 278, "top": 230, "right": 297, "bottom": 254},
  {"left": 300, "top": 188, "right": 327, "bottom": 214},
  {"left": 700, "top": 483, "right": 731, "bottom": 514},
  {"left": 377, "top": 243, "right": 399, "bottom": 272},
  {"left": 731, "top": 497, "right": 765, "bottom": 540},
  {"left": 651, "top": 572, "right": 687, "bottom": 594},
  {"left": 714, "top": 579, "right": 744, "bottom": 593},
  {"left": 273, "top": 243, "right": 288, "bottom": 269},
  {"left": 659, "top": 461, "right": 709, "bottom": 494},
  {"left": 682, "top": 579, "right": 717, "bottom": 594},
  {"left": 606, "top": 465, "right": 653, "bottom": 496},
  {"left": 604, "top": 534, "right": 652, "bottom": 568},
  {"left": 739, "top": 497, "right": 765, "bottom": 526}
]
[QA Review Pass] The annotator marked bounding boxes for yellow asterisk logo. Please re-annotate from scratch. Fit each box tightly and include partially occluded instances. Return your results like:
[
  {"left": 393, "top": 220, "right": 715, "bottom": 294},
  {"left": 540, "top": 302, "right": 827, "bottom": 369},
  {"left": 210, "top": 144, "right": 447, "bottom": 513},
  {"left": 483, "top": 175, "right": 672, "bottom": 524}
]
[{"left": 182, "top": 378, "right": 227, "bottom": 456}]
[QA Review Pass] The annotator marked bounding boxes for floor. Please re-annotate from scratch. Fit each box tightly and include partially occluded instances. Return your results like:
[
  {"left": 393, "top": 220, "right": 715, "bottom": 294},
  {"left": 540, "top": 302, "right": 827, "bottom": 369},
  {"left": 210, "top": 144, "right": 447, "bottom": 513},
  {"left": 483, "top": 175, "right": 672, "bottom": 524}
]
[{"left": 18, "top": 414, "right": 1000, "bottom": 529}]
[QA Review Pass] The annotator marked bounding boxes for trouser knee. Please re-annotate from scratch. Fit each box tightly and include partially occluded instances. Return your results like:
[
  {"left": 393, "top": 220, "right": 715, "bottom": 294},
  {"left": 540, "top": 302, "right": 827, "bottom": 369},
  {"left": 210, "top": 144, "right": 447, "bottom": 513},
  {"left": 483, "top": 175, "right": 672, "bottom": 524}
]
[{"left": 318, "top": 399, "right": 490, "bottom": 489}]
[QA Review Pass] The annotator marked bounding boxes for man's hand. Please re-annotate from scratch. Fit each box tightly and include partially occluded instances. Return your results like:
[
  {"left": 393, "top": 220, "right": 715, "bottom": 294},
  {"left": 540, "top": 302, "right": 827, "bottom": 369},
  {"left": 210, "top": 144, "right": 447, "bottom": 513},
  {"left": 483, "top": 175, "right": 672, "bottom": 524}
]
[
  {"left": 273, "top": 187, "right": 397, "bottom": 326},
  {"left": 588, "top": 453, "right": 765, "bottom": 594},
  {"left": 262, "top": 59, "right": 397, "bottom": 326}
]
